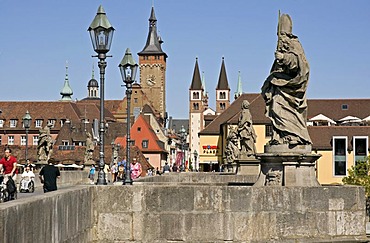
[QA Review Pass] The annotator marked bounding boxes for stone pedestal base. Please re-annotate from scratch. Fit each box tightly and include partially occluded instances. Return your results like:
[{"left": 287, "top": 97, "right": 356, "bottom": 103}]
[
  {"left": 254, "top": 144, "right": 321, "bottom": 186},
  {"left": 236, "top": 157, "right": 260, "bottom": 176}
]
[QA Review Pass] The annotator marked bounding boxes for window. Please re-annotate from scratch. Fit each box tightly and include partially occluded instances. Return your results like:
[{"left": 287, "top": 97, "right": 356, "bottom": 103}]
[
  {"left": 35, "top": 119, "right": 43, "bottom": 128},
  {"left": 354, "top": 136, "right": 368, "bottom": 164},
  {"left": 193, "top": 103, "right": 199, "bottom": 110},
  {"left": 48, "top": 119, "right": 56, "bottom": 128},
  {"left": 10, "top": 119, "right": 17, "bottom": 128},
  {"left": 134, "top": 98, "right": 138, "bottom": 103},
  {"left": 0, "top": 120, "right": 3, "bottom": 128},
  {"left": 62, "top": 140, "right": 69, "bottom": 146},
  {"left": 33, "top": 136, "right": 39, "bottom": 145},
  {"left": 60, "top": 119, "right": 66, "bottom": 127},
  {"left": 130, "top": 140, "right": 135, "bottom": 146},
  {"left": 21, "top": 135, "right": 26, "bottom": 146},
  {"left": 142, "top": 140, "right": 149, "bottom": 148},
  {"left": 193, "top": 92, "right": 199, "bottom": 100},
  {"left": 333, "top": 137, "right": 347, "bottom": 176},
  {"left": 58, "top": 145, "right": 75, "bottom": 150},
  {"left": 219, "top": 92, "right": 226, "bottom": 99},
  {"left": 0, "top": 136, "right": 2, "bottom": 145},
  {"left": 137, "top": 127, "right": 141, "bottom": 132},
  {"left": 220, "top": 103, "right": 225, "bottom": 110},
  {"left": 265, "top": 125, "right": 273, "bottom": 137},
  {"left": 341, "top": 104, "right": 348, "bottom": 110},
  {"left": 8, "top": 136, "right": 14, "bottom": 145},
  {"left": 143, "top": 56, "right": 149, "bottom": 60}
]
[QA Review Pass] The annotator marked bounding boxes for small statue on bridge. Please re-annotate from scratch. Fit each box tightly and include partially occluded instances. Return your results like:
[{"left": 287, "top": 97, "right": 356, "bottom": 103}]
[
  {"left": 84, "top": 132, "right": 95, "bottom": 164},
  {"left": 225, "top": 128, "right": 239, "bottom": 164},
  {"left": 237, "top": 100, "right": 257, "bottom": 158},
  {"left": 37, "top": 124, "right": 54, "bottom": 163},
  {"left": 112, "top": 143, "right": 120, "bottom": 165}
]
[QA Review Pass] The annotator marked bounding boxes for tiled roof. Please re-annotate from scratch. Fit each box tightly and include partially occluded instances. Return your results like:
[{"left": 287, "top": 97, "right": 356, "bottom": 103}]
[
  {"left": 307, "top": 99, "right": 370, "bottom": 121},
  {"left": 200, "top": 93, "right": 370, "bottom": 135},
  {"left": 0, "top": 101, "right": 81, "bottom": 130},
  {"left": 200, "top": 93, "right": 265, "bottom": 135},
  {"left": 309, "top": 126, "right": 370, "bottom": 150}
]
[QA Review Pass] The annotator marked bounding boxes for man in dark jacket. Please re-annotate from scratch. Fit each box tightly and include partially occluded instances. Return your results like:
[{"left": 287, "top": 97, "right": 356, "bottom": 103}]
[{"left": 39, "top": 158, "right": 60, "bottom": 193}]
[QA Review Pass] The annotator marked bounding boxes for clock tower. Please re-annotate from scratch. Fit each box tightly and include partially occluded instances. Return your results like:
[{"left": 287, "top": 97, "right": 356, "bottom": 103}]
[{"left": 138, "top": 6, "right": 167, "bottom": 119}]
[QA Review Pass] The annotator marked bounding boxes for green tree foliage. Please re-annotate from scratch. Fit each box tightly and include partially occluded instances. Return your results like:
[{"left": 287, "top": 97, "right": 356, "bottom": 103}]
[{"left": 342, "top": 156, "right": 370, "bottom": 197}]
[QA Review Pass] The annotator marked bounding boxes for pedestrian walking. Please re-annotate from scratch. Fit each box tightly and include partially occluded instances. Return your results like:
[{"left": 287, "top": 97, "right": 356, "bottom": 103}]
[
  {"left": 39, "top": 158, "right": 60, "bottom": 193},
  {"left": 88, "top": 165, "right": 96, "bottom": 184}
]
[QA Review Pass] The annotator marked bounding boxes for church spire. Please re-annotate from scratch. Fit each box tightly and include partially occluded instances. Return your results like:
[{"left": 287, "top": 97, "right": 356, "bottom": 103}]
[
  {"left": 60, "top": 61, "right": 73, "bottom": 101},
  {"left": 216, "top": 57, "right": 230, "bottom": 90},
  {"left": 189, "top": 57, "right": 202, "bottom": 90},
  {"left": 215, "top": 57, "right": 230, "bottom": 114},
  {"left": 234, "top": 71, "right": 243, "bottom": 100},
  {"left": 138, "top": 6, "right": 167, "bottom": 58},
  {"left": 201, "top": 71, "right": 209, "bottom": 108}
]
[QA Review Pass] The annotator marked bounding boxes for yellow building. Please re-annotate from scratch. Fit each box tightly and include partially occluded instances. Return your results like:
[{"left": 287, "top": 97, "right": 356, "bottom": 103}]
[{"left": 199, "top": 93, "right": 370, "bottom": 184}]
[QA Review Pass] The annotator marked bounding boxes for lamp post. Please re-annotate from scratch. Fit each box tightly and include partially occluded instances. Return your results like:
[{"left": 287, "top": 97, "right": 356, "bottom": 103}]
[
  {"left": 179, "top": 125, "right": 187, "bottom": 172},
  {"left": 193, "top": 150, "right": 198, "bottom": 172},
  {"left": 119, "top": 48, "right": 138, "bottom": 185},
  {"left": 22, "top": 111, "right": 32, "bottom": 162},
  {"left": 88, "top": 5, "right": 115, "bottom": 185}
]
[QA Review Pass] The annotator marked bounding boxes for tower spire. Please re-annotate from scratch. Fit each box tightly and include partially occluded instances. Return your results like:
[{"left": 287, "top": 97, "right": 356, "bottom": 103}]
[
  {"left": 216, "top": 57, "right": 230, "bottom": 114},
  {"left": 189, "top": 57, "right": 202, "bottom": 90},
  {"left": 138, "top": 6, "right": 167, "bottom": 58},
  {"left": 60, "top": 61, "right": 73, "bottom": 101},
  {"left": 234, "top": 70, "right": 243, "bottom": 100}
]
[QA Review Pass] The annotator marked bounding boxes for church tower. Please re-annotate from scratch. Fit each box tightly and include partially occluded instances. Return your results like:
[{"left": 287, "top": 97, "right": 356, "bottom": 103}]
[
  {"left": 138, "top": 6, "right": 167, "bottom": 119},
  {"left": 87, "top": 66, "right": 99, "bottom": 99},
  {"left": 189, "top": 57, "right": 205, "bottom": 166},
  {"left": 60, "top": 62, "right": 73, "bottom": 101},
  {"left": 215, "top": 57, "right": 230, "bottom": 115}
]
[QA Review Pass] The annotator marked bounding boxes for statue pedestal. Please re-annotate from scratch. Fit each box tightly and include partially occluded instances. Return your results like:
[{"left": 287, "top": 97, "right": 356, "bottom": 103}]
[
  {"left": 254, "top": 144, "right": 321, "bottom": 186},
  {"left": 236, "top": 156, "right": 260, "bottom": 176}
]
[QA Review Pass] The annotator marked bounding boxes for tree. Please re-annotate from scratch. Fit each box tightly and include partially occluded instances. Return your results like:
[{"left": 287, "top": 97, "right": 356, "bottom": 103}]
[{"left": 342, "top": 156, "right": 370, "bottom": 220}]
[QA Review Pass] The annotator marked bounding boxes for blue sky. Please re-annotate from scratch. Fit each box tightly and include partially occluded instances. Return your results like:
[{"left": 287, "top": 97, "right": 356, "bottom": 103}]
[{"left": 1, "top": 1, "right": 370, "bottom": 119}]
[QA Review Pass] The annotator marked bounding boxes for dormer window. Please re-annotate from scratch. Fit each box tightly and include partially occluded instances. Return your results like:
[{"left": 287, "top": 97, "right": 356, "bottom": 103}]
[
  {"left": 48, "top": 119, "right": 56, "bottom": 128},
  {"left": 35, "top": 119, "right": 43, "bottom": 128},
  {"left": 10, "top": 119, "right": 17, "bottom": 128},
  {"left": 342, "top": 104, "right": 348, "bottom": 110}
]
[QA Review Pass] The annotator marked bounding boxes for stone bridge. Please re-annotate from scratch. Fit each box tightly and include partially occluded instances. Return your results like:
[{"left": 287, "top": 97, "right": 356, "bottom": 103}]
[{"left": 0, "top": 172, "right": 367, "bottom": 242}]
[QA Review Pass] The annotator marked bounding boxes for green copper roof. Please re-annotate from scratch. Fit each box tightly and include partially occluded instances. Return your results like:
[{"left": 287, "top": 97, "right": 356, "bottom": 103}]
[
  {"left": 88, "top": 5, "right": 114, "bottom": 31},
  {"left": 60, "top": 62, "right": 73, "bottom": 101},
  {"left": 120, "top": 48, "right": 137, "bottom": 66},
  {"left": 201, "top": 71, "right": 207, "bottom": 96},
  {"left": 234, "top": 71, "right": 243, "bottom": 99}
]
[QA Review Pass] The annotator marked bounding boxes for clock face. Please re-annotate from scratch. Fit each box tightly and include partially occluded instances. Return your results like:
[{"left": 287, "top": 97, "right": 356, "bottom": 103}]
[{"left": 146, "top": 75, "right": 156, "bottom": 86}]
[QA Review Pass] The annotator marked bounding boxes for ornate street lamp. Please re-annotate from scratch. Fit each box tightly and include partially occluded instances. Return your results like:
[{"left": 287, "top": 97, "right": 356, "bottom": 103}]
[
  {"left": 193, "top": 150, "right": 198, "bottom": 172},
  {"left": 88, "top": 5, "right": 115, "bottom": 185},
  {"left": 22, "top": 111, "right": 32, "bottom": 162},
  {"left": 119, "top": 48, "right": 138, "bottom": 185},
  {"left": 179, "top": 125, "right": 187, "bottom": 172}
]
